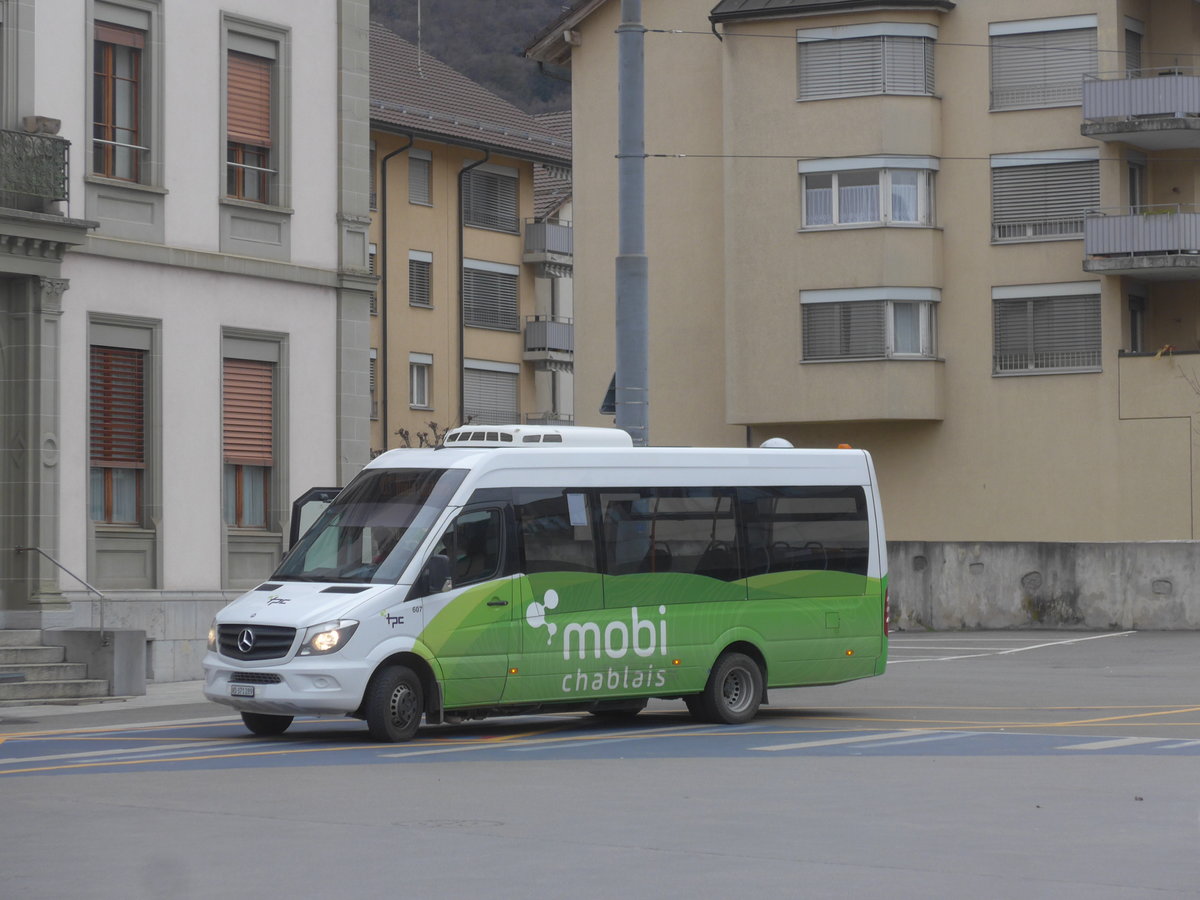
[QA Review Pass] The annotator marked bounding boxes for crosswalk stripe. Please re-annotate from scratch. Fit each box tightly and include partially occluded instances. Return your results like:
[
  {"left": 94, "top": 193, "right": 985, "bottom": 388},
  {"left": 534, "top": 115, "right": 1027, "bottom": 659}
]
[
  {"left": 1056, "top": 736, "right": 1162, "bottom": 751},
  {"left": 753, "top": 730, "right": 918, "bottom": 752}
]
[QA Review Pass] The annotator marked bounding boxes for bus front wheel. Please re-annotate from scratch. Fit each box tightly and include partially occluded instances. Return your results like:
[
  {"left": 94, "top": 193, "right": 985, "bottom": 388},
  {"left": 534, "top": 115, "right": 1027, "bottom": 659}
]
[
  {"left": 365, "top": 665, "right": 424, "bottom": 742},
  {"left": 701, "top": 652, "right": 763, "bottom": 725}
]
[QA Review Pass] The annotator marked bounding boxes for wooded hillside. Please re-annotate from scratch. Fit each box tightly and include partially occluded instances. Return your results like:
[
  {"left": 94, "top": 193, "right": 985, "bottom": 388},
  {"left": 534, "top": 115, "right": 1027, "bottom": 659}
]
[{"left": 371, "top": 0, "right": 572, "bottom": 114}]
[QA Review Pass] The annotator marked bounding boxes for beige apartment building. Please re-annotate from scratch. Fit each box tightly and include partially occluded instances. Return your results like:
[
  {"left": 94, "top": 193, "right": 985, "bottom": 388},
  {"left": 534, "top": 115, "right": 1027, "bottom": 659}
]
[
  {"left": 369, "top": 26, "right": 574, "bottom": 454},
  {"left": 530, "top": 0, "right": 1200, "bottom": 548}
]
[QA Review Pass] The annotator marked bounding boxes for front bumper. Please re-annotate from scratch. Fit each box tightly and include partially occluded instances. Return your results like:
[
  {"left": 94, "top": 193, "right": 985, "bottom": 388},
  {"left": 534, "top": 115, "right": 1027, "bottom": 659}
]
[{"left": 202, "top": 651, "right": 373, "bottom": 717}]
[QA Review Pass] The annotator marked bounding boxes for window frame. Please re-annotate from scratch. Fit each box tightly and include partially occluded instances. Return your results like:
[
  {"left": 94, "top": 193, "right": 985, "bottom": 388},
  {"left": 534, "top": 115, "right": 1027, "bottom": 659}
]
[
  {"left": 989, "top": 16, "right": 1097, "bottom": 111},
  {"left": 89, "top": 343, "right": 147, "bottom": 525},
  {"left": 800, "top": 157, "right": 937, "bottom": 229},
  {"left": 800, "top": 287, "right": 940, "bottom": 362},
  {"left": 797, "top": 22, "right": 936, "bottom": 101},
  {"left": 409, "top": 352, "right": 432, "bottom": 410},
  {"left": 461, "top": 162, "right": 520, "bottom": 233},
  {"left": 991, "top": 282, "right": 1102, "bottom": 376},
  {"left": 463, "top": 259, "right": 520, "bottom": 331},
  {"left": 990, "top": 149, "right": 1099, "bottom": 243}
]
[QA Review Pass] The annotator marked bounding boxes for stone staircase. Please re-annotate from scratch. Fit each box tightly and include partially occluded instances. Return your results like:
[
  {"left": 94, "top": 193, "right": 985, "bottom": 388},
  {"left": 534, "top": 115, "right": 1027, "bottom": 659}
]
[{"left": 0, "top": 630, "right": 110, "bottom": 704}]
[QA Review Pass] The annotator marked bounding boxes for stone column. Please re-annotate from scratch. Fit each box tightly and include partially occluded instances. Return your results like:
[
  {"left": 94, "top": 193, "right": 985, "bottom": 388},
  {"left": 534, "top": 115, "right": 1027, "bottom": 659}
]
[{"left": 1, "top": 275, "right": 68, "bottom": 627}]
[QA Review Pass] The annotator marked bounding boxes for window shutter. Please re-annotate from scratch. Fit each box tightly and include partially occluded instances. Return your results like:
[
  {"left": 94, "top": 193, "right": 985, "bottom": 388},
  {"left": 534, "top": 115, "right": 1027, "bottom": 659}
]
[
  {"left": 90, "top": 346, "right": 145, "bottom": 467},
  {"left": 227, "top": 51, "right": 272, "bottom": 147},
  {"left": 463, "top": 267, "right": 520, "bottom": 330},
  {"left": 803, "top": 301, "right": 886, "bottom": 360},
  {"left": 799, "top": 38, "right": 881, "bottom": 99},
  {"left": 223, "top": 358, "right": 273, "bottom": 465},
  {"left": 990, "top": 28, "right": 1096, "bottom": 109},
  {"left": 992, "top": 161, "right": 1098, "bottom": 240},
  {"left": 95, "top": 22, "right": 145, "bottom": 49},
  {"left": 883, "top": 36, "right": 933, "bottom": 94},
  {"left": 993, "top": 295, "right": 1100, "bottom": 372},
  {"left": 1125, "top": 28, "right": 1142, "bottom": 74},
  {"left": 462, "top": 169, "right": 519, "bottom": 232},
  {"left": 409, "top": 156, "right": 431, "bottom": 204},
  {"left": 463, "top": 368, "right": 519, "bottom": 425},
  {"left": 409, "top": 258, "right": 432, "bottom": 307}
]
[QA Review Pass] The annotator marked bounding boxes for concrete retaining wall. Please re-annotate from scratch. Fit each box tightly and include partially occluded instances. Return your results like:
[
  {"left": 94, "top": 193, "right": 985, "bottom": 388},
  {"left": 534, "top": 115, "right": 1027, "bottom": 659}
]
[{"left": 889, "top": 541, "right": 1200, "bottom": 631}]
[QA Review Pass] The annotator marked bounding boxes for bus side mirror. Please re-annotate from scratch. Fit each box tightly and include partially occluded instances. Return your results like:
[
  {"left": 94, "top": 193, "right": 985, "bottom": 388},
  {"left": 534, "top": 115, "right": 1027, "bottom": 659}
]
[{"left": 415, "top": 554, "right": 451, "bottom": 598}]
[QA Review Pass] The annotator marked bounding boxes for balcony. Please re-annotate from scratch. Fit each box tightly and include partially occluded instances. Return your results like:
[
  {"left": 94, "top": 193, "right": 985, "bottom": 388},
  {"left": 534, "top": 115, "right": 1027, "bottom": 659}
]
[
  {"left": 1082, "top": 69, "right": 1200, "bottom": 149},
  {"left": 523, "top": 218, "right": 573, "bottom": 278},
  {"left": 523, "top": 315, "right": 574, "bottom": 371},
  {"left": 0, "top": 128, "right": 69, "bottom": 213},
  {"left": 1084, "top": 206, "right": 1200, "bottom": 280}
]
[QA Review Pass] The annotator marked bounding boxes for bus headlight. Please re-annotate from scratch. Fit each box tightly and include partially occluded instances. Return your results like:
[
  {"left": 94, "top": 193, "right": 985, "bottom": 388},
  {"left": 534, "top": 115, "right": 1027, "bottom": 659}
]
[
  {"left": 299, "top": 620, "right": 359, "bottom": 656},
  {"left": 207, "top": 620, "right": 218, "bottom": 652}
]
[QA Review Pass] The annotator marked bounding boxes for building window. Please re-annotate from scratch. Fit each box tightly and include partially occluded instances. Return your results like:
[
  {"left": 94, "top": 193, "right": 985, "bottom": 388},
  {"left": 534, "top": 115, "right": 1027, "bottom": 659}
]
[
  {"left": 990, "top": 16, "right": 1097, "bottom": 110},
  {"left": 992, "top": 284, "right": 1101, "bottom": 375},
  {"left": 801, "top": 288, "right": 939, "bottom": 362},
  {"left": 800, "top": 157, "right": 936, "bottom": 228},
  {"left": 223, "top": 357, "right": 274, "bottom": 528},
  {"left": 90, "top": 345, "right": 145, "bottom": 524},
  {"left": 409, "top": 251, "right": 432, "bottom": 307},
  {"left": 368, "top": 243, "right": 378, "bottom": 315},
  {"left": 92, "top": 20, "right": 145, "bottom": 181},
  {"left": 226, "top": 48, "right": 274, "bottom": 203},
  {"left": 369, "top": 349, "right": 379, "bottom": 420},
  {"left": 462, "top": 163, "right": 519, "bottom": 233},
  {"left": 369, "top": 141, "right": 377, "bottom": 210},
  {"left": 464, "top": 360, "right": 519, "bottom": 425},
  {"left": 409, "top": 149, "right": 431, "bottom": 205},
  {"left": 1125, "top": 18, "right": 1143, "bottom": 76},
  {"left": 463, "top": 259, "right": 520, "bottom": 331},
  {"left": 797, "top": 23, "right": 935, "bottom": 100},
  {"left": 410, "top": 353, "right": 432, "bottom": 409},
  {"left": 991, "top": 150, "right": 1098, "bottom": 242}
]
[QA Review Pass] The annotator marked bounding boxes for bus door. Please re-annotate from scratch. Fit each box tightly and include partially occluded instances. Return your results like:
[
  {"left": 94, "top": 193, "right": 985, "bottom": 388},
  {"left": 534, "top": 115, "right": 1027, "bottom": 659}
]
[
  {"left": 739, "top": 486, "right": 874, "bottom": 682},
  {"left": 597, "top": 488, "right": 747, "bottom": 694},
  {"left": 503, "top": 488, "right": 605, "bottom": 704},
  {"left": 413, "top": 504, "right": 516, "bottom": 708}
]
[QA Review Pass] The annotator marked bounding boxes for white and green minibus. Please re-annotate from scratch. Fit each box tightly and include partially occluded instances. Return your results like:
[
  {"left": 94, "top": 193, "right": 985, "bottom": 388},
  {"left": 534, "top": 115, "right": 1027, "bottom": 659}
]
[{"left": 203, "top": 425, "right": 889, "bottom": 741}]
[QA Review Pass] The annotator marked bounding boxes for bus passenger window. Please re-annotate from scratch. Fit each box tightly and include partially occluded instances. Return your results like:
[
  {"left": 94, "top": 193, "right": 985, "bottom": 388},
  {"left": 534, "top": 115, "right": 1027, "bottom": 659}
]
[
  {"left": 451, "top": 509, "right": 502, "bottom": 585},
  {"left": 515, "top": 489, "right": 598, "bottom": 574}
]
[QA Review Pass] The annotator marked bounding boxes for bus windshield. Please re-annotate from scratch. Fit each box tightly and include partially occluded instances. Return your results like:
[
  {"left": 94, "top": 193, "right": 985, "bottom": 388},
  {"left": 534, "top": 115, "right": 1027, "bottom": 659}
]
[{"left": 274, "top": 468, "right": 466, "bottom": 584}]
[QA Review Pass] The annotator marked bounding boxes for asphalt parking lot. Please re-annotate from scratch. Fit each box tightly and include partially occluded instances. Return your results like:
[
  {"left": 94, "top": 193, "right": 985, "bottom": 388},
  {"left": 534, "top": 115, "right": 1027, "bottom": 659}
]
[{"left": 2, "top": 630, "right": 1197, "bottom": 898}]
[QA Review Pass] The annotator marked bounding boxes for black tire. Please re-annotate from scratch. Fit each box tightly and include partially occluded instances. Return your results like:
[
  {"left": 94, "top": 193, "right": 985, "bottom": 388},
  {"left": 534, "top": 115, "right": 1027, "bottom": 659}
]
[
  {"left": 589, "top": 698, "right": 648, "bottom": 718},
  {"left": 365, "top": 665, "right": 424, "bottom": 742},
  {"left": 240, "top": 711, "right": 293, "bottom": 736},
  {"left": 700, "top": 652, "right": 763, "bottom": 724}
]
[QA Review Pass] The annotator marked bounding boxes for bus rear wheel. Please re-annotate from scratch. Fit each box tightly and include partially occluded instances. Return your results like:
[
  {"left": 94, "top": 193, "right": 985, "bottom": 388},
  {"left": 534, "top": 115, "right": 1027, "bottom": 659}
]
[
  {"left": 240, "top": 711, "right": 293, "bottom": 736},
  {"left": 701, "top": 652, "right": 763, "bottom": 725},
  {"left": 365, "top": 665, "right": 424, "bottom": 742}
]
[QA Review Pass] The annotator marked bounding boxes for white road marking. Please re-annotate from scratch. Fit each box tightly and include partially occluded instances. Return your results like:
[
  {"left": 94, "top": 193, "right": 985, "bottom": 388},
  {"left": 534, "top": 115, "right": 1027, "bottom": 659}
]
[
  {"left": 753, "top": 730, "right": 919, "bottom": 752},
  {"left": 1056, "top": 736, "right": 1163, "bottom": 751},
  {"left": 889, "top": 631, "right": 1135, "bottom": 664}
]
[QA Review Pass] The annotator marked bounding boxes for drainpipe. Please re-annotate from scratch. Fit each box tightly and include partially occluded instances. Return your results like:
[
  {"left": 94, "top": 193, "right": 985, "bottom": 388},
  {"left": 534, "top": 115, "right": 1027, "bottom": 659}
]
[
  {"left": 379, "top": 135, "right": 414, "bottom": 447},
  {"left": 457, "top": 150, "right": 491, "bottom": 426}
]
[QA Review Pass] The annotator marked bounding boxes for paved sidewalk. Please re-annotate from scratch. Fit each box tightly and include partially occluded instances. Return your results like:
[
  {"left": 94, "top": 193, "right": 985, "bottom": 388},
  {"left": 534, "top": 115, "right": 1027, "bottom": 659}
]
[{"left": 0, "top": 680, "right": 207, "bottom": 720}]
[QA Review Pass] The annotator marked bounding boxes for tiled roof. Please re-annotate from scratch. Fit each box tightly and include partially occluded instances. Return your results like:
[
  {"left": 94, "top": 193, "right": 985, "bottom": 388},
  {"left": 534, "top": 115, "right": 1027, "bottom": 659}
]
[
  {"left": 709, "top": 0, "right": 955, "bottom": 22},
  {"left": 370, "top": 23, "right": 571, "bottom": 165},
  {"left": 533, "top": 112, "right": 573, "bottom": 220}
]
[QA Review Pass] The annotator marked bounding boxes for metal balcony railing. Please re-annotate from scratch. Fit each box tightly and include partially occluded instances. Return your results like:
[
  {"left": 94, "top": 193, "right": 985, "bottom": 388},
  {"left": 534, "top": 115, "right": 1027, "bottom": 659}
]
[
  {"left": 524, "top": 218, "right": 573, "bottom": 257},
  {"left": 1083, "top": 68, "right": 1200, "bottom": 121},
  {"left": 1085, "top": 205, "right": 1200, "bottom": 257},
  {"left": 524, "top": 315, "right": 574, "bottom": 354},
  {"left": 0, "top": 129, "right": 69, "bottom": 212}
]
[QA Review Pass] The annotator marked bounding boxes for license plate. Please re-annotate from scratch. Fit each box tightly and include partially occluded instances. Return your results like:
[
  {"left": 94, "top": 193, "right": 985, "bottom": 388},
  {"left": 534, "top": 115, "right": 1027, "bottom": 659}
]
[{"left": 230, "top": 684, "right": 255, "bottom": 698}]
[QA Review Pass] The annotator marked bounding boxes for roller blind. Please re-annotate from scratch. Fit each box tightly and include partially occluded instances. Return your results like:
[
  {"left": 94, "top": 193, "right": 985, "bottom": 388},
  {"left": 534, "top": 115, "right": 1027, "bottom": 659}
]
[
  {"left": 227, "top": 50, "right": 272, "bottom": 146},
  {"left": 798, "top": 36, "right": 933, "bottom": 99},
  {"left": 802, "top": 301, "right": 887, "bottom": 360},
  {"left": 409, "top": 257, "right": 432, "bottom": 307},
  {"left": 223, "top": 358, "right": 274, "bottom": 465},
  {"left": 993, "top": 295, "right": 1101, "bottom": 372},
  {"left": 90, "top": 346, "right": 145, "bottom": 467},
  {"left": 461, "top": 169, "right": 519, "bottom": 232},
  {"left": 464, "top": 368, "right": 518, "bottom": 425},
  {"left": 992, "top": 160, "right": 1098, "bottom": 240},
  {"left": 463, "top": 266, "right": 519, "bottom": 330},
  {"left": 990, "top": 28, "right": 1096, "bottom": 109}
]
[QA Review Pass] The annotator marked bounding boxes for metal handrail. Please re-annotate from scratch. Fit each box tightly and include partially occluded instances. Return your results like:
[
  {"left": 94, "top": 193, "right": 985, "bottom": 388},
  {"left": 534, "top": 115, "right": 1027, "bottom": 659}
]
[{"left": 15, "top": 546, "right": 108, "bottom": 634}]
